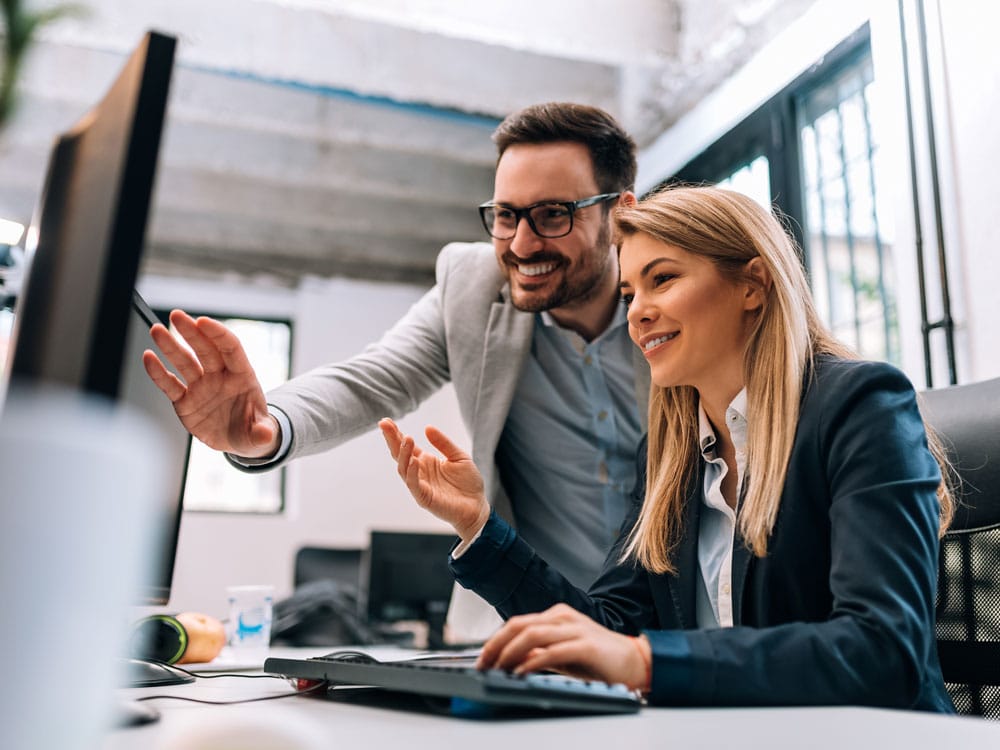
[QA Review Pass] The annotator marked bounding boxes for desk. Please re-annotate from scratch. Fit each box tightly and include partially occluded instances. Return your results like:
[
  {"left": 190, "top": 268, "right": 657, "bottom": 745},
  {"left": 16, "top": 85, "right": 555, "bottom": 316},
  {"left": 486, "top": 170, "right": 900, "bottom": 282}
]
[{"left": 103, "top": 649, "right": 1000, "bottom": 750}]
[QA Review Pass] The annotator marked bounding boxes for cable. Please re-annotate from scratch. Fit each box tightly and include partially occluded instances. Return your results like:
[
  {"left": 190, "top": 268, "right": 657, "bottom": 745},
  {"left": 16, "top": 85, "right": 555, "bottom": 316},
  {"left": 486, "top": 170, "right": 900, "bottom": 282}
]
[
  {"left": 134, "top": 679, "right": 327, "bottom": 706},
  {"left": 167, "top": 663, "right": 286, "bottom": 680},
  {"left": 136, "top": 659, "right": 287, "bottom": 680}
]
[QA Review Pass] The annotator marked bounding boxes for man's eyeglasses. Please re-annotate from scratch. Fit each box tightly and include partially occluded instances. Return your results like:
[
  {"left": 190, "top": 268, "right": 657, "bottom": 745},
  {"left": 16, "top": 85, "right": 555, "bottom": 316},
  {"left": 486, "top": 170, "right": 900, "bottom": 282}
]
[{"left": 478, "top": 193, "right": 620, "bottom": 240}]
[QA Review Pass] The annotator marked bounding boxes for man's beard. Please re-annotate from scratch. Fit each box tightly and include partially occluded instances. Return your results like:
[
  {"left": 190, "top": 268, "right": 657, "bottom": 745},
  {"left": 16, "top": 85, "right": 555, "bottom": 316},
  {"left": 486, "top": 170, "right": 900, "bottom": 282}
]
[{"left": 504, "top": 223, "right": 613, "bottom": 313}]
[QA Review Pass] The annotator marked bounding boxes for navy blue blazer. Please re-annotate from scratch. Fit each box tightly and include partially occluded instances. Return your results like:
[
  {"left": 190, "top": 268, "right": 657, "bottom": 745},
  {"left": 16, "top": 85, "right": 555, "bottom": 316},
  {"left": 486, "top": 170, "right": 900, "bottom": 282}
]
[{"left": 452, "top": 357, "right": 954, "bottom": 711}]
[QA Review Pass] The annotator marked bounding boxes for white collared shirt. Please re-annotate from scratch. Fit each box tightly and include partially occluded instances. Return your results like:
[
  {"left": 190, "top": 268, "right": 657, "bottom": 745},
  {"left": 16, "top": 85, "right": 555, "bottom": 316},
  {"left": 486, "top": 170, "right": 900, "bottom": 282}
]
[{"left": 694, "top": 389, "right": 748, "bottom": 629}]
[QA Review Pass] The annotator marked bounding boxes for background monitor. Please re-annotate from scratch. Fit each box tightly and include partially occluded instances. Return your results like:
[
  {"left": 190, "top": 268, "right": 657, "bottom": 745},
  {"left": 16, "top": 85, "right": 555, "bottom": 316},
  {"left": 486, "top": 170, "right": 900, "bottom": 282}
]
[
  {"left": 122, "top": 292, "right": 191, "bottom": 606},
  {"left": 364, "top": 531, "right": 457, "bottom": 649}
]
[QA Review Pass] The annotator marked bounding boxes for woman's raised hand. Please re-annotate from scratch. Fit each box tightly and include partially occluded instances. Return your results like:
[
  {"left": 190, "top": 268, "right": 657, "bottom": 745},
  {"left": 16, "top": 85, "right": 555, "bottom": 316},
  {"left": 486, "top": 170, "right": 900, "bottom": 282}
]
[{"left": 378, "top": 418, "right": 490, "bottom": 543}]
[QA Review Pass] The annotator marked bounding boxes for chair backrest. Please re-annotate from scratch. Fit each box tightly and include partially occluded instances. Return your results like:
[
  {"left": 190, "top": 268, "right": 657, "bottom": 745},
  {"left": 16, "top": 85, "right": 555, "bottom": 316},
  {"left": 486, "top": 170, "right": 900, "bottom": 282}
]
[
  {"left": 293, "top": 546, "right": 363, "bottom": 590},
  {"left": 269, "top": 546, "right": 368, "bottom": 647},
  {"left": 920, "top": 376, "right": 1000, "bottom": 718}
]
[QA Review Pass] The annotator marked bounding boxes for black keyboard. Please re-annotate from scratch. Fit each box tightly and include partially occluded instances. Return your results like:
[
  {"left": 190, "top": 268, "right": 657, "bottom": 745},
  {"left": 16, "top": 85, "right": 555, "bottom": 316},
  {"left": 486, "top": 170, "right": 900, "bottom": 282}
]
[{"left": 264, "top": 651, "right": 641, "bottom": 716}]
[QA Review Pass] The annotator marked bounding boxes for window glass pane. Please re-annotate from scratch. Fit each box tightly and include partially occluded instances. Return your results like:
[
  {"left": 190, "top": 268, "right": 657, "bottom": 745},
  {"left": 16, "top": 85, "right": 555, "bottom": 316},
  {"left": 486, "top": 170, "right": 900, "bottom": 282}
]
[
  {"left": 172, "top": 316, "right": 292, "bottom": 513},
  {"left": 797, "top": 50, "right": 899, "bottom": 364},
  {"left": 800, "top": 124, "right": 818, "bottom": 188},
  {"left": 716, "top": 154, "right": 772, "bottom": 209},
  {"left": 840, "top": 95, "right": 869, "bottom": 163}
]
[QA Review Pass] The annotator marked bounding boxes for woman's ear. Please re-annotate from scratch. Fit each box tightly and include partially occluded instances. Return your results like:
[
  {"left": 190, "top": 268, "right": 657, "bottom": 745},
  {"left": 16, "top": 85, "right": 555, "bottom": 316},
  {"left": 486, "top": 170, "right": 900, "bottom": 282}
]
[
  {"left": 743, "top": 257, "right": 772, "bottom": 311},
  {"left": 620, "top": 191, "right": 637, "bottom": 207}
]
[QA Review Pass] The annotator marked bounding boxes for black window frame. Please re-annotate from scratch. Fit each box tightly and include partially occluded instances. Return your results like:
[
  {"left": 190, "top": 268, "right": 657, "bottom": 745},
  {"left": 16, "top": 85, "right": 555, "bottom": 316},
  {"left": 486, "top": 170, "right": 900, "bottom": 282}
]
[{"left": 659, "top": 23, "right": 872, "bottom": 273}]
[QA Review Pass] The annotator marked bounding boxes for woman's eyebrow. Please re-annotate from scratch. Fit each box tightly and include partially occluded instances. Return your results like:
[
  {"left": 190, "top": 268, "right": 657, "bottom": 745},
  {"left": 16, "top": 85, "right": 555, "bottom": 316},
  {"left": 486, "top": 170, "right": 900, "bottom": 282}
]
[
  {"left": 620, "top": 256, "right": 680, "bottom": 289},
  {"left": 639, "top": 256, "right": 681, "bottom": 276}
]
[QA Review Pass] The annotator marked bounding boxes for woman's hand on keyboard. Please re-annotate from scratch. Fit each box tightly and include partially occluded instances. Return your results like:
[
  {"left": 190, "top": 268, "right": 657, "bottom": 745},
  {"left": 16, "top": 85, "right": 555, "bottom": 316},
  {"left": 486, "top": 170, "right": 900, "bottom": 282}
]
[
  {"left": 476, "top": 603, "right": 652, "bottom": 692},
  {"left": 378, "top": 418, "right": 490, "bottom": 544}
]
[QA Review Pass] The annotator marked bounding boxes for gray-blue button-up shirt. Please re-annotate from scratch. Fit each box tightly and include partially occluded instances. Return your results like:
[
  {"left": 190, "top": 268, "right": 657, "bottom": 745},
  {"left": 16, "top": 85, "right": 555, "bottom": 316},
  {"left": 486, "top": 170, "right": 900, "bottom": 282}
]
[{"left": 495, "top": 305, "right": 643, "bottom": 589}]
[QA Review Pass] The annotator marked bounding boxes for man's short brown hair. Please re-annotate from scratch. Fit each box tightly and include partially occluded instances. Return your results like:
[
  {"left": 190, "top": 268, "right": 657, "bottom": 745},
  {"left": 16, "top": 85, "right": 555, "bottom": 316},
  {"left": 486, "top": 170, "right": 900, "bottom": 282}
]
[{"left": 492, "top": 102, "right": 637, "bottom": 194}]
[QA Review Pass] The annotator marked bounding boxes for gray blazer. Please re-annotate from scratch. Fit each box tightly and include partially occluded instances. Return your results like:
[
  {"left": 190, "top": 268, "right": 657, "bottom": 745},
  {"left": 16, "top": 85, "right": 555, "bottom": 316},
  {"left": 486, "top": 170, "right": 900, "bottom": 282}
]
[{"left": 266, "top": 241, "right": 650, "bottom": 525}]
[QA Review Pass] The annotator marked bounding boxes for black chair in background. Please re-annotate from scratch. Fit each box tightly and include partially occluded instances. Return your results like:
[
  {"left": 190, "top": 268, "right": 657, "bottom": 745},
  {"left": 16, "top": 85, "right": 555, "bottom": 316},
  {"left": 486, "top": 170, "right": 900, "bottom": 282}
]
[
  {"left": 294, "top": 546, "right": 363, "bottom": 591},
  {"left": 274, "top": 535, "right": 458, "bottom": 649},
  {"left": 271, "top": 546, "right": 372, "bottom": 646},
  {"left": 920, "top": 376, "right": 1000, "bottom": 718}
]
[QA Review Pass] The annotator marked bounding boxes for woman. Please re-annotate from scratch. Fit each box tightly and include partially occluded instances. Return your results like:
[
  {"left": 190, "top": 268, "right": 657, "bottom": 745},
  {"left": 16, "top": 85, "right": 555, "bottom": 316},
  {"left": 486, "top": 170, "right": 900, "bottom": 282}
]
[{"left": 379, "top": 186, "right": 954, "bottom": 711}]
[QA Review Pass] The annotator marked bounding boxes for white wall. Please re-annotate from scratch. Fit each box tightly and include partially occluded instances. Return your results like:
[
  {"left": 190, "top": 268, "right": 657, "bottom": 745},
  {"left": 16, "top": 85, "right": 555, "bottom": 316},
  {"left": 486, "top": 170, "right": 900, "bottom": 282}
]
[
  {"left": 930, "top": 1, "right": 1000, "bottom": 382},
  {"left": 637, "top": 0, "right": 1000, "bottom": 387},
  {"left": 138, "top": 273, "right": 467, "bottom": 617}
]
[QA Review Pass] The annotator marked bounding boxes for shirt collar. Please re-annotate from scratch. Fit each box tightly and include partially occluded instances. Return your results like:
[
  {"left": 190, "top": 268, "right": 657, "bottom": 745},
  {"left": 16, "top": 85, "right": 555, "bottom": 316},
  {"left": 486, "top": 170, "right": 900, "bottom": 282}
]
[
  {"left": 697, "top": 388, "right": 749, "bottom": 457},
  {"left": 538, "top": 303, "right": 629, "bottom": 353},
  {"left": 539, "top": 302, "right": 628, "bottom": 329}
]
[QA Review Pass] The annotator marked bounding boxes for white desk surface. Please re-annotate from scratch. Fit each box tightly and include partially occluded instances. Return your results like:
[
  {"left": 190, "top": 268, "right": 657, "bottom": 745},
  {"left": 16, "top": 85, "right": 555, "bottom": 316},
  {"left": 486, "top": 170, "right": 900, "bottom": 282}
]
[{"left": 103, "top": 647, "right": 1000, "bottom": 750}]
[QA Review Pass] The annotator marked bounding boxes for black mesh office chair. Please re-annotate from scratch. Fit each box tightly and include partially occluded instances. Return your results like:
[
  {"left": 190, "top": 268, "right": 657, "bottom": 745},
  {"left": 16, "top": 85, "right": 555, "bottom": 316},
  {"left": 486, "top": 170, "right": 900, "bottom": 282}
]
[{"left": 920, "top": 376, "right": 1000, "bottom": 718}]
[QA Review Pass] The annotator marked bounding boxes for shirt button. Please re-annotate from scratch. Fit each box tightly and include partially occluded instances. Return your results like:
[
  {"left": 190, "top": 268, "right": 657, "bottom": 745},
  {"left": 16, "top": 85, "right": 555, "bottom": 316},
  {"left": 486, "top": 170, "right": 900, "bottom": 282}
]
[
  {"left": 722, "top": 583, "right": 731, "bottom": 595},
  {"left": 584, "top": 354, "right": 593, "bottom": 365},
  {"left": 598, "top": 410, "right": 608, "bottom": 421},
  {"left": 598, "top": 462, "right": 608, "bottom": 483}
]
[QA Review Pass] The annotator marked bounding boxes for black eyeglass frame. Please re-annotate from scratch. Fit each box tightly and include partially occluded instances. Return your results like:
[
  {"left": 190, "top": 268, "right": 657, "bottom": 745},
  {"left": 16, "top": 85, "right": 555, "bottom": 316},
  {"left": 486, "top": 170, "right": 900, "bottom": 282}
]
[{"left": 478, "top": 192, "right": 621, "bottom": 240}]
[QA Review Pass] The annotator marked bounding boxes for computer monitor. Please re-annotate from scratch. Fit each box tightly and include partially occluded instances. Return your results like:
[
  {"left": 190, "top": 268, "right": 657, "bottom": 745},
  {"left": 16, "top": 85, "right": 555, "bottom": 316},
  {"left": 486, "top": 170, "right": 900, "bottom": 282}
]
[
  {"left": 3, "top": 30, "right": 175, "bottom": 400},
  {"left": 0, "top": 30, "right": 186, "bottom": 703},
  {"left": 122, "top": 291, "right": 191, "bottom": 606},
  {"left": 1, "top": 28, "right": 179, "bottom": 585},
  {"left": 364, "top": 531, "right": 458, "bottom": 649}
]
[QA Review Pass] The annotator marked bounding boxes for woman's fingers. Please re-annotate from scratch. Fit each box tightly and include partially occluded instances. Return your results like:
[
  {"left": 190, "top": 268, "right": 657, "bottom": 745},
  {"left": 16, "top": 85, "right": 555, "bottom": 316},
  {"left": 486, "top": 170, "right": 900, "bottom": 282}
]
[
  {"left": 381, "top": 420, "right": 460, "bottom": 467},
  {"left": 425, "top": 425, "right": 471, "bottom": 462},
  {"left": 396, "top": 435, "right": 415, "bottom": 481},
  {"left": 393, "top": 436, "right": 430, "bottom": 506},
  {"left": 478, "top": 605, "right": 587, "bottom": 668},
  {"left": 477, "top": 611, "right": 546, "bottom": 669},
  {"left": 492, "top": 622, "right": 579, "bottom": 673},
  {"left": 478, "top": 605, "right": 644, "bottom": 689},
  {"left": 513, "top": 638, "right": 594, "bottom": 678},
  {"left": 379, "top": 420, "right": 432, "bottom": 505},
  {"left": 380, "top": 420, "right": 484, "bottom": 537},
  {"left": 378, "top": 418, "right": 403, "bottom": 459}
]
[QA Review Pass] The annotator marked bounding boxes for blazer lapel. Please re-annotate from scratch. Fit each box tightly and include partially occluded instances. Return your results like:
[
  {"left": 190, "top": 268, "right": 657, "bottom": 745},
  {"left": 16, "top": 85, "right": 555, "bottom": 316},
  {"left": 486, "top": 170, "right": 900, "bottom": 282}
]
[
  {"left": 470, "top": 297, "right": 533, "bottom": 520},
  {"left": 665, "top": 466, "right": 703, "bottom": 629},
  {"left": 730, "top": 482, "right": 754, "bottom": 626},
  {"left": 730, "top": 541, "right": 753, "bottom": 627}
]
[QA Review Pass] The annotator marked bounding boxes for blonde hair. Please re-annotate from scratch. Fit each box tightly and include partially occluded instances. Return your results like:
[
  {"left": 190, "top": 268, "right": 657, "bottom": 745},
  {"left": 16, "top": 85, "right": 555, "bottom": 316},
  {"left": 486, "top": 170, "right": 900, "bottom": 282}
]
[{"left": 615, "top": 186, "right": 954, "bottom": 574}]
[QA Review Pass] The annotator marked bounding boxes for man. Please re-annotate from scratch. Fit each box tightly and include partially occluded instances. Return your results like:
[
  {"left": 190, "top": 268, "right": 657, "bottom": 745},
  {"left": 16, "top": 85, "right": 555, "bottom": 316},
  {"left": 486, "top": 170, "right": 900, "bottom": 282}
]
[{"left": 144, "top": 102, "right": 649, "bottom": 632}]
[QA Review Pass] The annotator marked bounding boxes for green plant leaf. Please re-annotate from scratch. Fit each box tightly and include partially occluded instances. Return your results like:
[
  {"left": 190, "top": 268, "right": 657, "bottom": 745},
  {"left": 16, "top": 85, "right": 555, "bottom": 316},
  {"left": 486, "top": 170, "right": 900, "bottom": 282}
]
[{"left": 1, "top": 0, "right": 88, "bottom": 128}]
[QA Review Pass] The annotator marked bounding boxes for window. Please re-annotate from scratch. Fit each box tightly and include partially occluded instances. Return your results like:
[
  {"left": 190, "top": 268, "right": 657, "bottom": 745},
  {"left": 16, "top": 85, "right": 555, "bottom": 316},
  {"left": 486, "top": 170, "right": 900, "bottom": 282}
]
[
  {"left": 158, "top": 311, "right": 292, "bottom": 513},
  {"left": 717, "top": 154, "right": 772, "bottom": 210},
  {"left": 797, "top": 51, "right": 898, "bottom": 363},
  {"left": 668, "top": 26, "right": 904, "bottom": 365}
]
